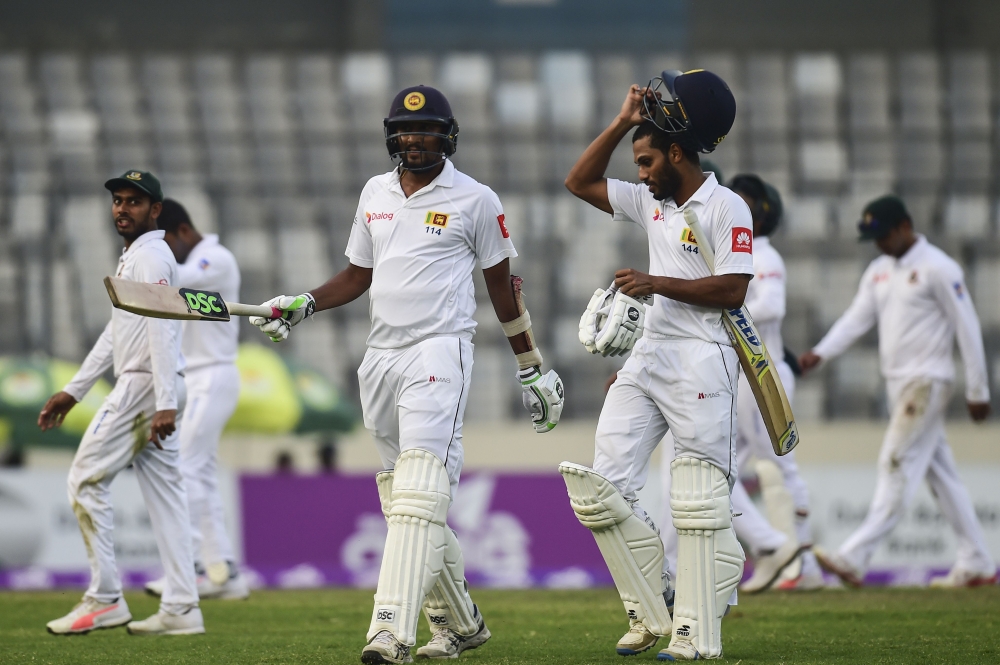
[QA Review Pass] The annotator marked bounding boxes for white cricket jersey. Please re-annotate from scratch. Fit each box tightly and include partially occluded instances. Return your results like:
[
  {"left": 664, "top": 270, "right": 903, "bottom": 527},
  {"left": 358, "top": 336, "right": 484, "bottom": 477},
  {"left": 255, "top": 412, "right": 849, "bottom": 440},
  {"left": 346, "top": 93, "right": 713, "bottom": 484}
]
[
  {"left": 64, "top": 230, "right": 184, "bottom": 411},
  {"left": 743, "top": 236, "right": 785, "bottom": 354},
  {"left": 812, "top": 235, "right": 990, "bottom": 402},
  {"left": 176, "top": 234, "right": 240, "bottom": 371},
  {"left": 345, "top": 159, "right": 518, "bottom": 349},
  {"left": 607, "top": 173, "right": 755, "bottom": 344}
]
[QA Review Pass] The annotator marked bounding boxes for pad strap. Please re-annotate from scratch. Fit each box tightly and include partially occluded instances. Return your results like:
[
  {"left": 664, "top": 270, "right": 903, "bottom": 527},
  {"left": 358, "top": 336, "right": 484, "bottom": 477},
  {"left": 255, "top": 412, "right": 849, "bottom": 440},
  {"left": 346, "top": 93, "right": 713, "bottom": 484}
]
[
  {"left": 515, "top": 348, "right": 543, "bottom": 370},
  {"left": 500, "top": 310, "right": 532, "bottom": 337}
]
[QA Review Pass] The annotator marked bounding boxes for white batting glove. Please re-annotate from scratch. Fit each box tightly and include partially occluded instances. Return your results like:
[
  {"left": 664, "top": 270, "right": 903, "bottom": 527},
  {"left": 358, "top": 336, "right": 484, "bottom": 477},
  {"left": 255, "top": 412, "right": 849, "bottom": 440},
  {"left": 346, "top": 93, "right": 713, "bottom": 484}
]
[
  {"left": 594, "top": 290, "right": 646, "bottom": 357},
  {"left": 518, "top": 367, "right": 565, "bottom": 433},
  {"left": 249, "top": 293, "right": 316, "bottom": 343},
  {"left": 578, "top": 288, "right": 606, "bottom": 354}
]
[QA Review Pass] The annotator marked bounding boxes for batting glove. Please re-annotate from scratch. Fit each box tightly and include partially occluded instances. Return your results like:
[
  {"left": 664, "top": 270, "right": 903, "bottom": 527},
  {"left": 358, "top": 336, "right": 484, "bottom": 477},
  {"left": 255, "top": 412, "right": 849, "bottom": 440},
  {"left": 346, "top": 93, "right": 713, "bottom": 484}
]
[
  {"left": 594, "top": 290, "right": 645, "bottom": 357},
  {"left": 518, "top": 367, "right": 565, "bottom": 433},
  {"left": 578, "top": 288, "right": 606, "bottom": 354},
  {"left": 249, "top": 293, "right": 316, "bottom": 343}
]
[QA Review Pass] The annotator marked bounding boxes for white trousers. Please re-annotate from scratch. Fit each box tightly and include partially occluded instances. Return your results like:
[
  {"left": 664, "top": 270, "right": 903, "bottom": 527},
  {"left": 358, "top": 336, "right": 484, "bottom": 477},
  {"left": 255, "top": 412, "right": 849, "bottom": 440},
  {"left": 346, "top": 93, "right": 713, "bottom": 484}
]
[
  {"left": 358, "top": 336, "right": 474, "bottom": 496},
  {"left": 68, "top": 372, "right": 198, "bottom": 612},
  {"left": 179, "top": 364, "right": 241, "bottom": 569},
  {"left": 595, "top": 336, "right": 739, "bottom": 528},
  {"left": 839, "top": 378, "right": 995, "bottom": 575}
]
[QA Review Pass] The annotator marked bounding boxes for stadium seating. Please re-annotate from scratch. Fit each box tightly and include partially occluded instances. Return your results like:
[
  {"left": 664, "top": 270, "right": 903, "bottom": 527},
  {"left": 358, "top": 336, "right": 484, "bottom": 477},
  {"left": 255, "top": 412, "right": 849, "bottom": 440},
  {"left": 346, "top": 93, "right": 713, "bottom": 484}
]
[{"left": 0, "top": 50, "right": 996, "bottom": 420}]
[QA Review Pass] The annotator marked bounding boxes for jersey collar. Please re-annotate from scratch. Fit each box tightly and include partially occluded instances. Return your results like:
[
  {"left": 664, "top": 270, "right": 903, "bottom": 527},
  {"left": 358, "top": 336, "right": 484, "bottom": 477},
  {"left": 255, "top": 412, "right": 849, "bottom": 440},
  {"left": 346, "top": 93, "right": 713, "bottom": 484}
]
[
  {"left": 671, "top": 172, "right": 718, "bottom": 210},
  {"left": 896, "top": 234, "right": 927, "bottom": 267},
  {"left": 390, "top": 159, "right": 456, "bottom": 197},
  {"left": 123, "top": 229, "right": 165, "bottom": 255}
]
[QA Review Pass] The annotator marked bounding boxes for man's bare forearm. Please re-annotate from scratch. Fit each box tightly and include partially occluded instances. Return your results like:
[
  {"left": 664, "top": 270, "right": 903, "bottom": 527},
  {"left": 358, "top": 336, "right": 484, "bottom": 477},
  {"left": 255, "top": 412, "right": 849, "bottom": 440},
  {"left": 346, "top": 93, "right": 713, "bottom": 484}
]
[
  {"left": 483, "top": 260, "right": 531, "bottom": 355},
  {"left": 652, "top": 275, "right": 750, "bottom": 309},
  {"left": 309, "top": 264, "right": 373, "bottom": 312}
]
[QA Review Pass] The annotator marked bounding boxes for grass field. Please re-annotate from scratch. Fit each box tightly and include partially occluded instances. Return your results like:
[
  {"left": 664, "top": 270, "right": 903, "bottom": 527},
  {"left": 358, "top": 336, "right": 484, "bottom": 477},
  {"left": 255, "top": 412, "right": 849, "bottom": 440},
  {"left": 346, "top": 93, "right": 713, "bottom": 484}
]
[{"left": 1, "top": 587, "right": 998, "bottom": 664}]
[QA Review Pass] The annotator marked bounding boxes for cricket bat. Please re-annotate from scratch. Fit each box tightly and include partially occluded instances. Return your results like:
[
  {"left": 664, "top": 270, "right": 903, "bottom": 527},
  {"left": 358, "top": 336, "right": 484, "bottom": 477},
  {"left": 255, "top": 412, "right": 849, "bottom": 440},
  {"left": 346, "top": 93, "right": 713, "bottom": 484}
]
[
  {"left": 104, "top": 276, "right": 280, "bottom": 322},
  {"left": 682, "top": 208, "right": 800, "bottom": 456}
]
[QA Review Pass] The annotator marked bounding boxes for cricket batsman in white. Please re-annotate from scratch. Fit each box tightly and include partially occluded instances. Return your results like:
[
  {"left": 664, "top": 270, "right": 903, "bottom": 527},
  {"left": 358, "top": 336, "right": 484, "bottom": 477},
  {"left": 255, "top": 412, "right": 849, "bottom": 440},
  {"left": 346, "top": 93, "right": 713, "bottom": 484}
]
[
  {"left": 144, "top": 198, "right": 249, "bottom": 600},
  {"left": 564, "top": 70, "right": 751, "bottom": 660},
  {"left": 249, "top": 85, "right": 564, "bottom": 663},
  {"left": 801, "top": 195, "right": 997, "bottom": 588},
  {"left": 38, "top": 171, "right": 203, "bottom": 635}
]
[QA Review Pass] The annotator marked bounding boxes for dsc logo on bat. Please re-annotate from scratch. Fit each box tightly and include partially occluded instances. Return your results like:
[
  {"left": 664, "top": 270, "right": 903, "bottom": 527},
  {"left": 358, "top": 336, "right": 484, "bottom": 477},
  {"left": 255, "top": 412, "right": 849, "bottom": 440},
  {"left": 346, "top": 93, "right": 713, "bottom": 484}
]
[{"left": 180, "top": 288, "right": 229, "bottom": 319}]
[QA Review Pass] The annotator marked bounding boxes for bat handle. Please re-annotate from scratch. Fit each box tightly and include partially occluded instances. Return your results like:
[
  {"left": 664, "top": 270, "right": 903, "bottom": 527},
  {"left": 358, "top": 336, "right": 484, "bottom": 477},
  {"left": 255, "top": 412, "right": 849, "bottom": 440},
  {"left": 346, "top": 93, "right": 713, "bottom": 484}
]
[{"left": 227, "top": 302, "right": 285, "bottom": 318}]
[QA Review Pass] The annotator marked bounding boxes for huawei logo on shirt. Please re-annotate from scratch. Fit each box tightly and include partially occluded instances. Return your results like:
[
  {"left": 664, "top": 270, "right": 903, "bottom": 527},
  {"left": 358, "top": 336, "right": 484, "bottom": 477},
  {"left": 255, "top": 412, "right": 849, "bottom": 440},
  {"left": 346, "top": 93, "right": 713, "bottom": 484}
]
[
  {"left": 732, "top": 228, "right": 752, "bottom": 253},
  {"left": 365, "top": 211, "right": 393, "bottom": 224}
]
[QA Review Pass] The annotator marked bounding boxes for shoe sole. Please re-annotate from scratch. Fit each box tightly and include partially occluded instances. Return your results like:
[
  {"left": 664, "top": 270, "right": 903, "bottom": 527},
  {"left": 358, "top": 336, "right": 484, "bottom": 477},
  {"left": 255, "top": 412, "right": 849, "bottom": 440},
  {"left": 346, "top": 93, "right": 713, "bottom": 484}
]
[
  {"left": 741, "top": 544, "right": 808, "bottom": 594},
  {"left": 617, "top": 644, "right": 657, "bottom": 656},
  {"left": 415, "top": 625, "right": 491, "bottom": 660},
  {"left": 127, "top": 626, "right": 206, "bottom": 636},
  {"left": 144, "top": 587, "right": 163, "bottom": 599},
  {"left": 814, "top": 551, "right": 863, "bottom": 588},
  {"left": 47, "top": 614, "right": 133, "bottom": 636},
  {"left": 361, "top": 650, "right": 412, "bottom": 664}
]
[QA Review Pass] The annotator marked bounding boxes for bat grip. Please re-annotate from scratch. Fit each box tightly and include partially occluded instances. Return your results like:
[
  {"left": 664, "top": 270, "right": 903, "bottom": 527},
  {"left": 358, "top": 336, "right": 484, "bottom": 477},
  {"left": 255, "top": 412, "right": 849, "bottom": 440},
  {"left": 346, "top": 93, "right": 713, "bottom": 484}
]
[{"left": 226, "top": 302, "right": 285, "bottom": 318}]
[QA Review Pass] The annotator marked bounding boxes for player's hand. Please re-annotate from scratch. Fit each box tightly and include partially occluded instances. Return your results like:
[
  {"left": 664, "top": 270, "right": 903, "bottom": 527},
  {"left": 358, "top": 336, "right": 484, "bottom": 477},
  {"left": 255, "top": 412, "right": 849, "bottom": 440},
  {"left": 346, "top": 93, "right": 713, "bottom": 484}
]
[
  {"left": 618, "top": 84, "right": 650, "bottom": 127},
  {"left": 614, "top": 268, "right": 658, "bottom": 298},
  {"left": 38, "top": 392, "right": 77, "bottom": 431},
  {"left": 249, "top": 293, "right": 316, "bottom": 343},
  {"left": 149, "top": 409, "right": 177, "bottom": 449},
  {"left": 518, "top": 367, "right": 565, "bottom": 433},
  {"left": 967, "top": 401, "right": 990, "bottom": 422},
  {"left": 798, "top": 351, "right": 822, "bottom": 374}
]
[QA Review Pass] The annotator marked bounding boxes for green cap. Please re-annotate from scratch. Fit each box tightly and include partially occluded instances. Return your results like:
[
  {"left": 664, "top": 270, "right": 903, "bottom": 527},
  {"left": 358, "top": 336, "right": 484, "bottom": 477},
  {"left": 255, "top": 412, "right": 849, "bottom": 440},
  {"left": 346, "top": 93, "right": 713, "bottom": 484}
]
[
  {"left": 857, "top": 195, "right": 909, "bottom": 241},
  {"left": 104, "top": 169, "right": 163, "bottom": 203}
]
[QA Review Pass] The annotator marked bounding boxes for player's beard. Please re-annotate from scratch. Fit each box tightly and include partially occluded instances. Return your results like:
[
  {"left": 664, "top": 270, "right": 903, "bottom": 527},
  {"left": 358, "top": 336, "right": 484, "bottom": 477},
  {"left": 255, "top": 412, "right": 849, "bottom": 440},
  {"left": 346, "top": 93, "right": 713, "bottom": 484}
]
[
  {"left": 649, "top": 161, "right": 683, "bottom": 201},
  {"left": 115, "top": 211, "right": 155, "bottom": 243},
  {"left": 400, "top": 146, "right": 445, "bottom": 172}
]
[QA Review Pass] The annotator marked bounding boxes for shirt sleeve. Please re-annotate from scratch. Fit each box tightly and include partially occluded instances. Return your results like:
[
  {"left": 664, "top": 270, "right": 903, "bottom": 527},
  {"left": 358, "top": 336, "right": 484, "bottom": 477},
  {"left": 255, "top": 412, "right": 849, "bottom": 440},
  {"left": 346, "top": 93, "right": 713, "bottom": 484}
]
[
  {"left": 930, "top": 263, "right": 990, "bottom": 402},
  {"left": 812, "top": 264, "right": 879, "bottom": 361},
  {"left": 63, "top": 321, "right": 114, "bottom": 402},
  {"left": 710, "top": 197, "right": 755, "bottom": 277},
  {"left": 744, "top": 254, "right": 786, "bottom": 324},
  {"left": 345, "top": 186, "right": 375, "bottom": 269},
  {"left": 472, "top": 189, "right": 518, "bottom": 269},
  {"left": 134, "top": 253, "right": 180, "bottom": 411},
  {"left": 606, "top": 179, "right": 650, "bottom": 229}
]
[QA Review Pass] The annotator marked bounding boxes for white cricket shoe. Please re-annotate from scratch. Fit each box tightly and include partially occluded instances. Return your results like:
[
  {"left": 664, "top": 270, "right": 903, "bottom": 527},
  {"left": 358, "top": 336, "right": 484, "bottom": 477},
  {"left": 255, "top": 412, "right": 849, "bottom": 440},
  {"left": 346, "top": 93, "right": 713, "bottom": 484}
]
[
  {"left": 145, "top": 571, "right": 250, "bottom": 601},
  {"left": 47, "top": 596, "right": 132, "bottom": 635},
  {"left": 929, "top": 568, "right": 998, "bottom": 588},
  {"left": 814, "top": 547, "right": 864, "bottom": 588},
  {"left": 740, "top": 538, "right": 803, "bottom": 594},
  {"left": 615, "top": 621, "right": 659, "bottom": 656},
  {"left": 776, "top": 568, "right": 826, "bottom": 591},
  {"left": 415, "top": 615, "right": 491, "bottom": 659},
  {"left": 362, "top": 630, "right": 413, "bottom": 664},
  {"left": 657, "top": 639, "right": 701, "bottom": 661},
  {"left": 126, "top": 607, "right": 205, "bottom": 635}
]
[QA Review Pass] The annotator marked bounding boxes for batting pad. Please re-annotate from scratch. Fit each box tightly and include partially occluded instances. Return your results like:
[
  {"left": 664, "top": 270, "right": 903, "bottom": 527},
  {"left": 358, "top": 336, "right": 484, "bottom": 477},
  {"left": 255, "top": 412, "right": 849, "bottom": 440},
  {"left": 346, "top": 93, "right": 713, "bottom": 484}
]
[
  {"left": 668, "top": 457, "right": 745, "bottom": 659},
  {"left": 559, "top": 462, "right": 673, "bottom": 637},
  {"left": 368, "top": 450, "right": 450, "bottom": 646}
]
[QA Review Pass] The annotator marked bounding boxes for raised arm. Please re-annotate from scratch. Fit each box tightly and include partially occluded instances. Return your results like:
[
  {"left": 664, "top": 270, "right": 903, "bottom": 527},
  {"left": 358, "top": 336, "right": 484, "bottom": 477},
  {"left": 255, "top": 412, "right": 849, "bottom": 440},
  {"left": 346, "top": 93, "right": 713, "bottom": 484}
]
[{"left": 564, "top": 85, "right": 647, "bottom": 214}]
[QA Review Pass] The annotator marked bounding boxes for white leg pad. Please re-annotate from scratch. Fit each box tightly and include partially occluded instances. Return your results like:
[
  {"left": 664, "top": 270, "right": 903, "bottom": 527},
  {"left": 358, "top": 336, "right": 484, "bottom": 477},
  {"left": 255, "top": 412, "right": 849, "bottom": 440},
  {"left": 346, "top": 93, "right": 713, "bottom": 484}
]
[
  {"left": 668, "top": 457, "right": 745, "bottom": 659},
  {"left": 559, "top": 462, "right": 672, "bottom": 637},
  {"left": 755, "top": 459, "right": 796, "bottom": 542},
  {"left": 368, "top": 450, "right": 450, "bottom": 646},
  {"left": 376, "top": 469, "right": 479, "bottom": 637}
]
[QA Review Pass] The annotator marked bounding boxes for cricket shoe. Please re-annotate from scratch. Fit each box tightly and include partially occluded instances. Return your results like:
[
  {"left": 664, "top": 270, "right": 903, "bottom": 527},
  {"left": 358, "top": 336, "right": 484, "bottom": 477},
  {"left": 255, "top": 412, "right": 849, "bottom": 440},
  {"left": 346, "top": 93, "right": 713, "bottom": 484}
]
[
  {"left": 616, "top": 621, "right": 659, "bottom": 656},
  {"left": 145, "top": 569, "right": 250, "bottom": 601},
  {"left": 415, "top": 614, "right": 491, "bottom": 659},
  {"left": 362, "top": 630, "right": 413, "bottom": 664},
  {"left": 776, "top": 568, "right": 826, "bottom": 591},
  {"left": 657, "top": 639, "right": 701, "bottom": 661},
  {"left": 928, "top": 568, "right": 998, "bottom": 588},
  {"left": 740, "top": 539, "right": 803, "bottom": 594},
  {"left": 127, "top": 607, "right": 205, "bottom": 635},
  {"left": 47, "top": 596, "right": 132, "bottom": 635},
  {"left": 813, "top": 547, "right": 863, "bottom": 588}
]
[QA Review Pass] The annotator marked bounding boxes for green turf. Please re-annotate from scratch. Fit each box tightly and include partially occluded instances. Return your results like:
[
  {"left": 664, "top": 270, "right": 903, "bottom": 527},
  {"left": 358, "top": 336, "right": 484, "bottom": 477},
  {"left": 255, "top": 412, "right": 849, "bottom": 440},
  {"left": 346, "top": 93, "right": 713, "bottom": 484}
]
[{"left": 1, "top": 586, "right": 998, "bottom": 664}]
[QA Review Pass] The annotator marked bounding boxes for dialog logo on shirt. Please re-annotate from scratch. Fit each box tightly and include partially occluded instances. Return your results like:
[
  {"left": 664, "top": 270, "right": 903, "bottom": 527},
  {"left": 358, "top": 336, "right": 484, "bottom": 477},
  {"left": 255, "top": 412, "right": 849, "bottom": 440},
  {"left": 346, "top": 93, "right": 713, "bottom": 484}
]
[
  {"left": 425, "top": 211, "right": 450, "bottom": 228},
  {"left": 497, "top": 214, "right": 510, "bottom": 238},
  {"left": 365, "top": 211, "right": 393, "bottom": 224},
  {"left": 732, "top": 228, "right": 752, "bottom": 253},
  {"left": 653, "top": 207, "right": 664, "bottom": 222}
]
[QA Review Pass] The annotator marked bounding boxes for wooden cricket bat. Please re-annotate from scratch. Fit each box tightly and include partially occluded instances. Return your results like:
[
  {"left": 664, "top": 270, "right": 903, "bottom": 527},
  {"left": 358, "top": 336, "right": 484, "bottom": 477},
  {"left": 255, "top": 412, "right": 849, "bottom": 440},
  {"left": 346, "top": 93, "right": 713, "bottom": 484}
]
[
  {"left": 682, "top": 208, "right": 800, "bottom": 456},
  {"left": 104, "top": 276, "right": 279, "bottom": 322}
]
